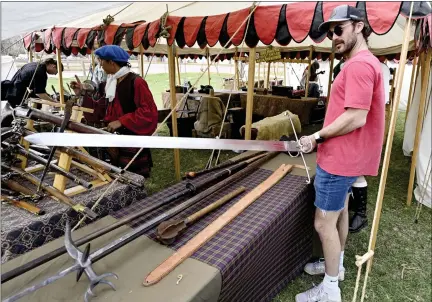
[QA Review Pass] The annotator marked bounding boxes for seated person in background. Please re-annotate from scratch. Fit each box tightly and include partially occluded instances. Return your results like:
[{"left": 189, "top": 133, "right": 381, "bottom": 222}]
[
  {"left": 307, "top": 73, "right": 321, "bottom": 98},
  {"left": 4, "top": 58, "right": 63, "bottom": 107},
  {"left": 333, "top": 57, "right": 345, "bottom": 80},
  {"left": 300, "top": 60, "right": 320, "bottom": 89}
]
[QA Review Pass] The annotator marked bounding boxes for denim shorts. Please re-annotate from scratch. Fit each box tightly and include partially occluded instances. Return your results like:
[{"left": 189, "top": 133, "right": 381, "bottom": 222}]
[{"left": 314, "top": 165, "right": 358, "bottom": 212}]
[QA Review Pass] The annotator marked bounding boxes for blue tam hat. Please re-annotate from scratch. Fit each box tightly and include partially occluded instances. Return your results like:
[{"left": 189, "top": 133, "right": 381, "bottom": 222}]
[{"left": 94, "top": 45, "right": 130, "bottom": 63}]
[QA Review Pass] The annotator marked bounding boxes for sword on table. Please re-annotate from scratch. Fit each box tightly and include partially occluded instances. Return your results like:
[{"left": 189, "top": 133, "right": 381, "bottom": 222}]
[{"left": 24, "top": 112, "right": 311, "bottom": 183}]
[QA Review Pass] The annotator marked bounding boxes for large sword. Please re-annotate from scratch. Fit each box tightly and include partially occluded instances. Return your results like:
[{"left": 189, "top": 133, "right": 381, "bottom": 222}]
[{"left": 24, "top": 133, "right": 301, "bottom": 153}]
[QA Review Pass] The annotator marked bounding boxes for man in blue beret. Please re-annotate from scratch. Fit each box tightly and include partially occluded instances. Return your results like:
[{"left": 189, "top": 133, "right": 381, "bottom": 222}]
[{"left": 73, "top": 45, "right": 158, "bottom": 177}]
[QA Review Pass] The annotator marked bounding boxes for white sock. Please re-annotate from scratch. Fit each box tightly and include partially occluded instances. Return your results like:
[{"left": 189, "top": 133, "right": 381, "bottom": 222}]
[
  {"left": 323, "top": 273, "right": 340, "bottom": 298},
  {"left": 340, "top": 251, "right": 344, "bottom": 270}
]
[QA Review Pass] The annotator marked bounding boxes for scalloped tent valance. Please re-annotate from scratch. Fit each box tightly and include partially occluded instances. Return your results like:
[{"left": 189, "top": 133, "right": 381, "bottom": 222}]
[{"left": 24, "top": 1, "right": 431, "bottom": 58}]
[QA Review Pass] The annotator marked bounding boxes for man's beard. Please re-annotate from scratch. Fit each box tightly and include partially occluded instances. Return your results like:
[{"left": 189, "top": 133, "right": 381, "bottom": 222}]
[{"left": 335, "top": 34, "right": 357, "bottom": 56}]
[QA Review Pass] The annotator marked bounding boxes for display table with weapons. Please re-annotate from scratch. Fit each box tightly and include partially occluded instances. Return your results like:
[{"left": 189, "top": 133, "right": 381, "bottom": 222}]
[
  {"left": 2, "top": 148, "right": 317, "bottom": 302},
  {"left": 1, "top": 100, "right": 147, "bottom": 264}
]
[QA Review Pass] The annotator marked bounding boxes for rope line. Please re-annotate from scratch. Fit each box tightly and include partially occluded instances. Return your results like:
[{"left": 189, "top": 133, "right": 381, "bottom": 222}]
[{"left": 206, "top": 3, "right": 257, "bottom": 167}]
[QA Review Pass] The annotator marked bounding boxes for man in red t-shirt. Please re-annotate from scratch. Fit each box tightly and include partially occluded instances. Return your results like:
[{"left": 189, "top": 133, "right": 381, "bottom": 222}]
[{"left": 295, "top": 5, "right": 385, "bottom": 302}]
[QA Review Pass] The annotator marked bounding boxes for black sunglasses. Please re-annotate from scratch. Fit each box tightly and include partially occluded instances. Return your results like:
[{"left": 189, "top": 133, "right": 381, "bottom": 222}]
[{"left": 327, "top": 22, "right": 353, "bottom": 39}]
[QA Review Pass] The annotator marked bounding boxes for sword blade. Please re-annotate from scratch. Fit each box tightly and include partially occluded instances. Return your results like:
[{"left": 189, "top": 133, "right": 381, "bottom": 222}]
[{"left": 24, "top": 133, "right": 300, "bottom": 153}]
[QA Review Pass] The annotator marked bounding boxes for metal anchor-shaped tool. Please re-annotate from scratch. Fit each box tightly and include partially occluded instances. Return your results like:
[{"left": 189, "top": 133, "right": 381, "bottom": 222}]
[
  {"left": 4, "top": 222, "right": 118, "bottom": 302},
  {"left": 64, "top": 222, "right": 119, "bottom": 302}
]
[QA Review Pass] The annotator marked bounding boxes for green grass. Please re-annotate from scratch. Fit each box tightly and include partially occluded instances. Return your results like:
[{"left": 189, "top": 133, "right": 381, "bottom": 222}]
[
  {"left": 274, "top": 111, "right": 431, "bottom": 302},
  {"left": 47, "top": 72, "right": 233, "bottom": 109},
  {"left": 143, "top": 123, "right": 237, "bottom": 195}
]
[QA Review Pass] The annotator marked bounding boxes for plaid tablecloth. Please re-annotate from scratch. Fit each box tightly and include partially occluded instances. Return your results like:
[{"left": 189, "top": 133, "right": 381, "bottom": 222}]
[
  {"left": 1, "top": 168, "right": 146, "bottom": 264},
  {"left": 113, "top": 167, "right": 315, "bottom": 302}
]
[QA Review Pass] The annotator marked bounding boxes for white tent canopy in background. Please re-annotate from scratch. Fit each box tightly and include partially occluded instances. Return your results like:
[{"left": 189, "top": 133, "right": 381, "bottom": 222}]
[
  {"left": 0, "top": 2, "right": 124, "bottom": 40},
  {"left": 58, "top": 2, "right": 416, "bottom": 56},
  {"left": 403, "top": 69, "right": 432, "bottom": 208},
  {"left": 1, "top": 56, "right": 17, "bottom": 81},
  {"left": 414, "top": 101, "right": 431, "bottom": 208}
]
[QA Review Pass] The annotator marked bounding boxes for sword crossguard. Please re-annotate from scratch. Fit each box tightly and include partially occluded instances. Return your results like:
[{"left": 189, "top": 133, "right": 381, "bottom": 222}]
[{"left": 64, "top": 221, "right": 118, "bottom": 302}]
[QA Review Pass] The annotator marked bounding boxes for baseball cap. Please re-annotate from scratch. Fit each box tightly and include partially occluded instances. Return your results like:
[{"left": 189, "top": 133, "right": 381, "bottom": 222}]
[{"left": 318, "top": 5, "right": 365, "bottom": 33}]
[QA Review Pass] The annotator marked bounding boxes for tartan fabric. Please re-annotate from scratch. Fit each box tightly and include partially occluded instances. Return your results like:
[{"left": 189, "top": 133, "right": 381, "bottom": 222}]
[{"left": 113, "top": 167, "right": 315, "bottom": 302}]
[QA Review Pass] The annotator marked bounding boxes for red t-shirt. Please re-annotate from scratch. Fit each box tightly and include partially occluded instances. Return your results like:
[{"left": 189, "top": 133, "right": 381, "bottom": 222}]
[
  {"left": 316, "top": 50, "right": 385, "bottom": 177},
  {"left": 104, "top": 77, "right": 158, "bottom": 136}
]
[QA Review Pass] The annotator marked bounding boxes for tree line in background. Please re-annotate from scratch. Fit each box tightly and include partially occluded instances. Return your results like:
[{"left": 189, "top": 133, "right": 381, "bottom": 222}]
[{"left": 1, "top": 35, "right": 26, "bottom": 56}]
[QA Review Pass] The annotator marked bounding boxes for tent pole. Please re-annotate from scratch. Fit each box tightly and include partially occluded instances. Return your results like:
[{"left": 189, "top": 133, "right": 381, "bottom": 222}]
[
  {"left": 167, "top": 44, "right": 181, "bottom": 181},
  {"left": 407, "top": 48, "right": 432, "bottom": 206},
  {"left": 206, "top": 48, "right": 211, "bottom": 85},
  {"left": 327, "top": 51, "right": 335, "bottom": 105},
  {"left": 28, "top": 49, "right": 33, "bottom": 63},
  {"left": 20, "top": 48, "right": 35, "bottom": 169},
  {"left": 56, "top": 48, "right": 65, "bottom": 105},
  {"left": 283, "top": 62, "right": 286, "bottom": 85},
  {"left": 90, "top": 50, "right": 96, "bottom": 73},
  {"left": 234, "top": 47, "right": 239, "bottom": 90},
  {"left": 266, "top": 62, "right": 271, "bottom": 89},
  {"left": 234, "top": 53, "right": 239, "bottom": 90},
  {"left": 361, "top": 10, "right": 414, "bottom": 282},
  {"left": 404, "top": 54, "right": 420, "bottom": 125},
  {"left": 139, "top": 45, "right": 145, "bottom": 77},
  {"left": 305, "top": 46, "right": 313, "bottom": 97},
  {"left": 176, "top": 56, "right": 181, "bottom": 86},
  {"left": 245, "top": 48, "right": 256, "bottom": 140},
  {"left": 257, "top": 61, "right": 261, "bottom": 86}
]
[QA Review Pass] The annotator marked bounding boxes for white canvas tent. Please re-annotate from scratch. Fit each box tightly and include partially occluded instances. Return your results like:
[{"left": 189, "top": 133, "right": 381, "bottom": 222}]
[
  {"left": 403, "top": 68, "right": 432, "bottom": 208},
  {"left": 55, "top": 2, "right": 419, "bottom": 56},
  {"left": 1, "top": 55, "right": 17, "bottom": 81}
]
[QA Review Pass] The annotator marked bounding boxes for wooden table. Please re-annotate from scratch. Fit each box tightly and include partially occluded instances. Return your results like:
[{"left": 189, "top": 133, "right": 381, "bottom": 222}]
[{"left": 161, "top": 90, "right": 246, "bottom": 117}]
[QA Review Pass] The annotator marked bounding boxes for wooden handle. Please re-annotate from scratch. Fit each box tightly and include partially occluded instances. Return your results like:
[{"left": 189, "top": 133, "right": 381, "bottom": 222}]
[
  {"left": 186, "top": 186, "right": 246, "bottom": 224},
  {"left": 143, "top": 164, "right": 292, "bottom": 286},
  {"left": 3, "top": 179, "right": 36, "bottom": 196},
  {"left": 244, "top": 153, "right": 267, "bottom": 164},
  {"left": 1, "top": 196, "right": 44, "bottom": 215}
]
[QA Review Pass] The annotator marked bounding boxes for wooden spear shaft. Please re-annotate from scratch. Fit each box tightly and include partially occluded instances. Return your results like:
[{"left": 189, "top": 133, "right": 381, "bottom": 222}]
[{"left": 364, "top": 7, "right": 414, "bottom": 277}]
